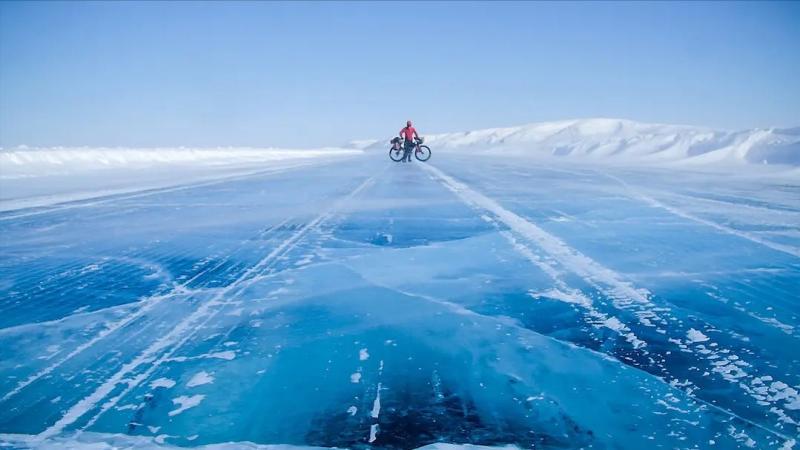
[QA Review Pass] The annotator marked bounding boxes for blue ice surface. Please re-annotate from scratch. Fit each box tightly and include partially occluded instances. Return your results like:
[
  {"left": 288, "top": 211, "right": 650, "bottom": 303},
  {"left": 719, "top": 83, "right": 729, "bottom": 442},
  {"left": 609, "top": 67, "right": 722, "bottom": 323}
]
[{"left": 0, "top": 153, "right": 798, "bottom": 449}]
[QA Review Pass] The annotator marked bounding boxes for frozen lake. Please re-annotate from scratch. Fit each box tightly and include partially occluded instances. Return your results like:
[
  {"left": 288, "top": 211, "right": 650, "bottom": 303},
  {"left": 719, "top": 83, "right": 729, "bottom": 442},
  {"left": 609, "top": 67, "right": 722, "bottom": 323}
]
[{"left": 1, "top": 153, "right": 798, "bottom": 449}]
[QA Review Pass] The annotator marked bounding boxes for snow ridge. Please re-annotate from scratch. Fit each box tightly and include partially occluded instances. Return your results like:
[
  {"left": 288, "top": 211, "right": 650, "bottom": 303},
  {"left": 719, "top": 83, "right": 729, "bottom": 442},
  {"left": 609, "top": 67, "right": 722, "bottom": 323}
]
[
  {"left": 355, "top": 118, "right": 800, "bottom": 168},
  {"left": 0, "top": 147, "right": 360, "bottom": 175}
]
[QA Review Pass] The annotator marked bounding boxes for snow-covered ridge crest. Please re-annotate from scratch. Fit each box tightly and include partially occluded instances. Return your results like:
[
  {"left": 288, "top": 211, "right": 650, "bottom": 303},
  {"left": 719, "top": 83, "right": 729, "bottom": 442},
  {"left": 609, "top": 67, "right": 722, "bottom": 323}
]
[{"left": 354, "top": 118, "right": 800, "bottom": 168}]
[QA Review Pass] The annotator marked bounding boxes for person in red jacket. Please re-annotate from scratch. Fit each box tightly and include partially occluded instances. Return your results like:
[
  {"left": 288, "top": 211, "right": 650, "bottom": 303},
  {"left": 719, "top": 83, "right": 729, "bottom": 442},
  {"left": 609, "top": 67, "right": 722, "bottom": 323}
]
[{"left": 399, "top": 120, "right": 420, "bottom": 163}]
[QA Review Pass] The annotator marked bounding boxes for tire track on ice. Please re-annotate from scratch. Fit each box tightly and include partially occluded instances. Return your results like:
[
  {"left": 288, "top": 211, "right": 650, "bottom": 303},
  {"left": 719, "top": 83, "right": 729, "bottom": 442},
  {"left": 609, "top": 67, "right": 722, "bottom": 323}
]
[
  {"left": 602, "top": 172, "right": 800, "bottom": 259},
  {"left": 35, "top": 172, "right": 379, "bottom": 439},
  {"left": 500, "top": 230, "right": 648, "bottom": 351},
  {"left": 420, "top": 162, "right": 799, "bottom": 443},
  {"left": 420, "top": 163, "right": 665, "bottom": 329}
]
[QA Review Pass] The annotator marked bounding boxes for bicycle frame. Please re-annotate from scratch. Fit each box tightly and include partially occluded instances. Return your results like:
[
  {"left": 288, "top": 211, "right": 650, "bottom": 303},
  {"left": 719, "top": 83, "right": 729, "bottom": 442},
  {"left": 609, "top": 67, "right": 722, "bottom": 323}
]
[{"left": 390, "top": 137, "right": 430, "bottom": 162}]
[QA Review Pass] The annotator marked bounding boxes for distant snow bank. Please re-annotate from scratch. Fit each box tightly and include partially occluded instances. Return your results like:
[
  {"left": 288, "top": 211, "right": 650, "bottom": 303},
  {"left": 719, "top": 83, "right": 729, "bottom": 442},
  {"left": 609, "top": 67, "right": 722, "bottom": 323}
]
[
  {"left": 0, "top": 147, "right": 360, "bottom": 212},
  {"left": 0, "top": 147, "right": 360, "bottom": 178},
  {"left": 0, "top": 432, "right": 520, "bottom": 449},
  {"left": 353, "top": 118, "right": 800, "bottom": 169}
]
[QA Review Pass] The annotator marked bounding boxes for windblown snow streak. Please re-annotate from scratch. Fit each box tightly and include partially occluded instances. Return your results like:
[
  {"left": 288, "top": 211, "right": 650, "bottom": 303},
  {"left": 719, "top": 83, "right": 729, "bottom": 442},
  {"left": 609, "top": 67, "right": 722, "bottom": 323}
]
[{"left": 1, "top": 146, "right": 798, "bottom": 449}]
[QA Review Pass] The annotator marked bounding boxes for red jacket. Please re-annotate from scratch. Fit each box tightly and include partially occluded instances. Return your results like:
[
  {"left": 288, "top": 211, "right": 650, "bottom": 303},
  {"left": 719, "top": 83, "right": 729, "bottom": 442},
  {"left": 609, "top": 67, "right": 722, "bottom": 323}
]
[{"left": 400, "top": 126, "right": 417, "bottom": 141}]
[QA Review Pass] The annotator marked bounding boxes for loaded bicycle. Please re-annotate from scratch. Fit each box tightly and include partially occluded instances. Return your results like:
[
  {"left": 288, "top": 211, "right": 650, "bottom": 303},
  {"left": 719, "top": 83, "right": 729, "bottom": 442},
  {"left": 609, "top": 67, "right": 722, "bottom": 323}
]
[{"left": 389, "top": 137, "right": 431, "bottom": 162}]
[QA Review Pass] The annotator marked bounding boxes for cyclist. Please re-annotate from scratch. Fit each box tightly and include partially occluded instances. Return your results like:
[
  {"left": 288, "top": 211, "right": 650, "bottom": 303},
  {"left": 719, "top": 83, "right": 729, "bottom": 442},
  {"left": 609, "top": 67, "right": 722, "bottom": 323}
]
[{"left": 399, "top": 120, "right": 420, "bottom": 163}]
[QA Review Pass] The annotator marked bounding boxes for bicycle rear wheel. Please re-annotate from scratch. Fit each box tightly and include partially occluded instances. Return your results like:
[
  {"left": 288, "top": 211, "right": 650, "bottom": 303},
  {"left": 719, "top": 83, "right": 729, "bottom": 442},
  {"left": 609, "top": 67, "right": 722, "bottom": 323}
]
[
  {"left": 389, "top": 147, "right": 404, "bottom": 162},
  {"left": 415, "top": 145, "right": 431, "bottom": 162}
]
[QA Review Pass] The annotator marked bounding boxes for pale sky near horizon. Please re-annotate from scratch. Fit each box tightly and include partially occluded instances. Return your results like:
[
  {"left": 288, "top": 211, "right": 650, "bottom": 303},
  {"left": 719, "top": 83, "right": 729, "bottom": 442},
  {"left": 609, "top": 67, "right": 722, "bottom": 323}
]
[{"left": 1, "top": 1, "right": 799, "bottom": 148}]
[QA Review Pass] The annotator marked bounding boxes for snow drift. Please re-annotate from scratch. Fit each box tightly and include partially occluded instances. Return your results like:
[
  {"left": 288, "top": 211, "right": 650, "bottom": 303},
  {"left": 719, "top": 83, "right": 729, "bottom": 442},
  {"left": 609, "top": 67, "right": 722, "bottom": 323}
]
[
  {"left": 0, "top": 147, "right": 360, "bottom": 212},
  {"left": 353, "top": 118, "right": 800, "bottom": 168},
  {"left": 0, "top": 147, "right": 360, "bottom": 179}
]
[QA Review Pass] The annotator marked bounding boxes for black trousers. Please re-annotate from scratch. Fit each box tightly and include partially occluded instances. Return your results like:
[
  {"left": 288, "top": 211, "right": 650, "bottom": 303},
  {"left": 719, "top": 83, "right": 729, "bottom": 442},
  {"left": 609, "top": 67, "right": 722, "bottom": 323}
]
[{"left": 402, "top": 141, "right": 414, "bottom": 162}]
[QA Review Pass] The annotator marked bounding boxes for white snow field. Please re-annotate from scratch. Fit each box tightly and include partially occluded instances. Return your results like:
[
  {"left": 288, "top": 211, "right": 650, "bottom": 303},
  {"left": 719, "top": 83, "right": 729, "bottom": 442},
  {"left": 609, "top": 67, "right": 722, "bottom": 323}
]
[
  {"left": 0, "top": 119, "right": 799, "bottom": 449},
  {"left": 0, "top": 147, "right": 360, "bottom": 213},
  {"left": 353, "top": 118, "right": 800, "bottom": 170}
]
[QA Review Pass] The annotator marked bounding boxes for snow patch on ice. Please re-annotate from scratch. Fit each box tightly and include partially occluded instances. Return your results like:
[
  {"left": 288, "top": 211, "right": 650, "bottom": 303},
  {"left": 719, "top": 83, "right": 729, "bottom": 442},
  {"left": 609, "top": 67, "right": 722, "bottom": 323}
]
[
  {"left": 149, "top": 378, "right": 176, "bottom": 389},
  {"left": 686, "top": 328, "right": 710, "bottom": 343},
  {"left": 175, "top": 350, "right": 236, "bottom": 361},
  {"left": 371, "top": 383, "right": 382, "bottom": 418},
  {"left": 368, "top": 424, "right": 379, "bottom": 443},
  {"left": 168, "top": 394, "right": 205, "bottom": 417},
  {"left": 530, "top": 288, "right": 591, "bottom": 308},
  {"left": 602, "top": 317, "right": 625, "bottom": 332},
  {"left": 187, "top": 371, "right": 214, "bottom": 388},
  {"left": 727, "top": 425, "right": 757, "bottom": 448}
]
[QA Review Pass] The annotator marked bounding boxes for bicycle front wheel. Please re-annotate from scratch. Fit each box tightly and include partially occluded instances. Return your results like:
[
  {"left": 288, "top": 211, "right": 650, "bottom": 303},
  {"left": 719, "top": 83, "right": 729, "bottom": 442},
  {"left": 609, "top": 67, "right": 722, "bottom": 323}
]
[
  {"left": 389, "top": 147, "right": 404, "bottom": 162},
  {"left": 415, "top": 145, "right": 431, "bottom": 162}
]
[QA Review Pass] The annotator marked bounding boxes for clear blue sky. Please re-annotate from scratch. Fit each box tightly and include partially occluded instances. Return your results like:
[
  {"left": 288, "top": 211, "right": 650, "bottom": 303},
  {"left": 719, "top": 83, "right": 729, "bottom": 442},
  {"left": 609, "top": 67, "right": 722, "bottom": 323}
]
[{"left": 1, "top": 1, "right": 798, "bottom": 148}]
